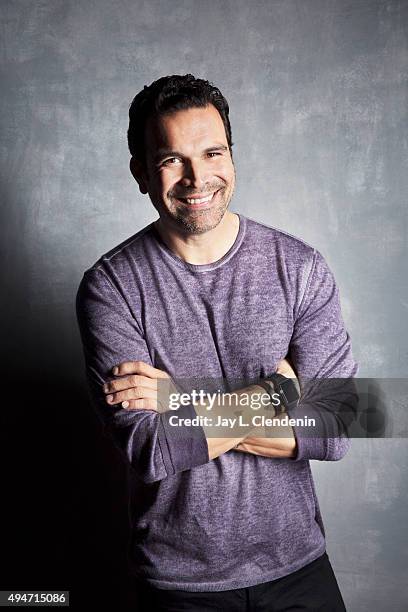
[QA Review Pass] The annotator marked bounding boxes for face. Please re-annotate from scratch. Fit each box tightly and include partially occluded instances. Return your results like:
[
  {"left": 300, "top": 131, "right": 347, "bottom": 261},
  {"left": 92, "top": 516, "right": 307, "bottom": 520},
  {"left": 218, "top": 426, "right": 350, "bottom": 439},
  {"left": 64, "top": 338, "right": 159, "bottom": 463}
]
[{"left": 132, "top": 104, "right": 235, "bottom": 235}]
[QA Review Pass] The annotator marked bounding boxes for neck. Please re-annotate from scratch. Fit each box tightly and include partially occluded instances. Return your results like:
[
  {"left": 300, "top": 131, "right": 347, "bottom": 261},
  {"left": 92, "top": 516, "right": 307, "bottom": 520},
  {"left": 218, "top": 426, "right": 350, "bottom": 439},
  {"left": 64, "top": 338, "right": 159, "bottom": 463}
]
[{"left": 154, "top": 211, "right": 240, "bottom": 265}]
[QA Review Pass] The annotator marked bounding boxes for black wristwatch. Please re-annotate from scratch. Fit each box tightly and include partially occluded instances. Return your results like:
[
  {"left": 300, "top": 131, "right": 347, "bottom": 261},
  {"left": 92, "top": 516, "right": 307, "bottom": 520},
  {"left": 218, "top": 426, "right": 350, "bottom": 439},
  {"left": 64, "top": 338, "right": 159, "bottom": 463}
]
[{"left": 258, "top": 374, "right": 300, "bottom": 415}]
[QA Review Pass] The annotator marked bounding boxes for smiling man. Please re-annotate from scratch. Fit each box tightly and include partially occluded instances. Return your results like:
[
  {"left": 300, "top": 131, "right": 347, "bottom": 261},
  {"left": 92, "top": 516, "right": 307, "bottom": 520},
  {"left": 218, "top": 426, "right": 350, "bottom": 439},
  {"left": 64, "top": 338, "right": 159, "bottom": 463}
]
[
  {"left": 76, "top": 74, "right": 356, "bottom": 611},
  {"left": 130, "top": 92, "right": 238, "bottom": 263},
  {"left": 139, "top": 103, "right": 235, "bottom": 236}
]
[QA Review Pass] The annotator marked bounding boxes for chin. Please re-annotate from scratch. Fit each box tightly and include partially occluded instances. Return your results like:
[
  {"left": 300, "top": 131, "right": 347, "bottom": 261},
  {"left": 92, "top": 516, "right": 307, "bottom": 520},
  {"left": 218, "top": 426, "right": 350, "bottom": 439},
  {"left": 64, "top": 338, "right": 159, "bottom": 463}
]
[{"left": 175, "top": 205, "right": 228, "bottom": 235}]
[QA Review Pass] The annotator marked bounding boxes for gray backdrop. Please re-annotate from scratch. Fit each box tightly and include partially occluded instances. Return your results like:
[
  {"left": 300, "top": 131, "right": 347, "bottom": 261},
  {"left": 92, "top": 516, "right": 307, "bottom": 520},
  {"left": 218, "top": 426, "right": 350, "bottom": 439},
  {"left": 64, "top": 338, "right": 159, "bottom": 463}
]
[{"left": 1, "top": 0, "right": 407, "bottom": 610}]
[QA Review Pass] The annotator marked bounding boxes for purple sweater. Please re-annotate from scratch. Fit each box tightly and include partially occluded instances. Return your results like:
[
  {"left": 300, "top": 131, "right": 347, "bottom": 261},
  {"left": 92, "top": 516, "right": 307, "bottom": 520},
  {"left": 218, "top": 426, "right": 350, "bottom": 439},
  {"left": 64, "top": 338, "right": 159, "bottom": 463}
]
[{"left": 76, "top": 214, "right": 357, "bottom": 591}]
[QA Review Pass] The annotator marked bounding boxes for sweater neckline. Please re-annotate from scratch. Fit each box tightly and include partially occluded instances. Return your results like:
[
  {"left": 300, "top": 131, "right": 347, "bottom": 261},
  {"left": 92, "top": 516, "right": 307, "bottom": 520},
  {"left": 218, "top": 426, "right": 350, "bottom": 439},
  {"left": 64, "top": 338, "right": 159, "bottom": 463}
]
[{"left": 150, "top": 213, "right": 246, "bottom": 273}]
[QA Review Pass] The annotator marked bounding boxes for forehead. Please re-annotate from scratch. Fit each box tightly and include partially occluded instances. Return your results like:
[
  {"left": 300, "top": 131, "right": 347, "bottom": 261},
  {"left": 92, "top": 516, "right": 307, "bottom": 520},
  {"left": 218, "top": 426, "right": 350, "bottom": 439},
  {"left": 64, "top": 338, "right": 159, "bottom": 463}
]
[{"left": 145, "top": 104, "right": 228, "bottom": 154}]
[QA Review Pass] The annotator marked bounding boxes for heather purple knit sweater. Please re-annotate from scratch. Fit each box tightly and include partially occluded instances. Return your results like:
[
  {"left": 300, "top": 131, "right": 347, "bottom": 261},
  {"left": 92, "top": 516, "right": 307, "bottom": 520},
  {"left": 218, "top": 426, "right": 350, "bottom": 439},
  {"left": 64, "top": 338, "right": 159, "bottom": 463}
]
[{"left": 76, "top": 214, "right": 357, "bottom": 591}]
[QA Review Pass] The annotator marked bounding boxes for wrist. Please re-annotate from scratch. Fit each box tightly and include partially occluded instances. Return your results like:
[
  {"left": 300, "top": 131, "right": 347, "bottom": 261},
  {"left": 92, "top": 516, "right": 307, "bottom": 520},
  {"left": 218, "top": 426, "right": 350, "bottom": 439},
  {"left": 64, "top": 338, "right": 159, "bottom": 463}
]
[
  {"left": 253, "top": 380, "right": 281, "bottom": 417},
  {"left": 263, "top": 373, "right": 300, "bottom": 415}
]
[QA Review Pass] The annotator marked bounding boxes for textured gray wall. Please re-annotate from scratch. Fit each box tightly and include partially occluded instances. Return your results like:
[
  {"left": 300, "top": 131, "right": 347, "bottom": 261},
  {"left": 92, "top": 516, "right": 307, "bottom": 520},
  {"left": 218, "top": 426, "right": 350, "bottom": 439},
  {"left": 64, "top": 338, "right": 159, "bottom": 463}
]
[{"left": 1, "top": 0, "right": 407, "bottom": 610}]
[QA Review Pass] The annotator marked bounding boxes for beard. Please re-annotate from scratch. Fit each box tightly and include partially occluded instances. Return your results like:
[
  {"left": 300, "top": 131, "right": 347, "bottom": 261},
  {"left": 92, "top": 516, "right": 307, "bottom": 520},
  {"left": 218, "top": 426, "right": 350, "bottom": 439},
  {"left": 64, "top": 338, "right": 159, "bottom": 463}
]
[{"left": 166, "top": 181, "right": 234, "bottom": 235}]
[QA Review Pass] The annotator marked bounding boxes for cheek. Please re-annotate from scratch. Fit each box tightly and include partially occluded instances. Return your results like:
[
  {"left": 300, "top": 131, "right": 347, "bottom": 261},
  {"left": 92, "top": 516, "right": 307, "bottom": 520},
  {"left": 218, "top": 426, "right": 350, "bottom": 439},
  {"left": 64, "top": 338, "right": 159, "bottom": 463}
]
[
  {"left": 159, "top": 171, "right": 182, "bottom": 196},
  {"left": 150, "top": 178, "right": 170, "bottom": 200},
  {"left": 218, "top": 159, "right": 235, "bottom": 180},
  {"left": 221, "top": 167, "right": 235, "bottom": 191}
]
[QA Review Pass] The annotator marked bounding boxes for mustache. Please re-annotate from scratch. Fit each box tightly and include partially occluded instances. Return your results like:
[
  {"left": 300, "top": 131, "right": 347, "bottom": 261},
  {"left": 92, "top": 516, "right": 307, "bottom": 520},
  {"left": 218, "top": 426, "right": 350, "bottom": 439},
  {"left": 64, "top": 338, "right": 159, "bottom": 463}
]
[{"left": 169, "top": 184, "right": 225, "bottom": 199}]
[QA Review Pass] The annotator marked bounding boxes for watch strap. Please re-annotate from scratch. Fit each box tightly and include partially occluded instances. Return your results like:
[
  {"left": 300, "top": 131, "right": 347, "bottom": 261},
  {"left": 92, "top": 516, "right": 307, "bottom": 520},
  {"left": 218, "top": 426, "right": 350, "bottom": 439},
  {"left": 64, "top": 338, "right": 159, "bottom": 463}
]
[{"left": 265, "top": 373, "right": 300, "bottom": 414}]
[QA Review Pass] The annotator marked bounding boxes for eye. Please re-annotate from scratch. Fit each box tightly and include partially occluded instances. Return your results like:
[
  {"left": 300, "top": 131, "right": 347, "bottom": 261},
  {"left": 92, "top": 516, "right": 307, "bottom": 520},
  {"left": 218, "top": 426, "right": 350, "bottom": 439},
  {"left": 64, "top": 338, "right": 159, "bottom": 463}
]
[
  {"left": 162, "top": 157, "right": 182, "bottom": 166},
  {"left": 207, "top": 151, "right": 222, "bottom": 158}
]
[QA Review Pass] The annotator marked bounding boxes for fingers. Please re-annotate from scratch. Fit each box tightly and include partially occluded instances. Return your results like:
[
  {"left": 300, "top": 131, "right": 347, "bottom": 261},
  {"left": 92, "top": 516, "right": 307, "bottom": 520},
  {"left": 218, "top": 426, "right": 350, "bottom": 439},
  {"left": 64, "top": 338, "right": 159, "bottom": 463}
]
[
  {"left": 104, "top": 374, "right": 157, "bottom": 394},
  {"left": 122, "top": 398, "right": 158, "bottom": 411},
  {"left": 102, "top": 361, "right": 172, "bottom": 412},
  {"left": 112, "top": 360, "right": 170, "bottom": 379},
  {"left": 276, "top": 357, "right": 296, "bottom": 378},
  {"left": 105, "top": 385, "right": 157, "bottom": 406}
]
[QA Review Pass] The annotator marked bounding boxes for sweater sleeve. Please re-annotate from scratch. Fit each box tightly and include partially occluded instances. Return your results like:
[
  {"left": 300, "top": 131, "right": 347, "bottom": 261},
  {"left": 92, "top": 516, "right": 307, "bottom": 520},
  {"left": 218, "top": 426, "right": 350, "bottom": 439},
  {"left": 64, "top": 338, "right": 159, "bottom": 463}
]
[
  {"left": 76, "top": 267, "right": 209, "bottom": 483},
  {"left": 289, "top": 250, "right": 358, "bottom": 462}
]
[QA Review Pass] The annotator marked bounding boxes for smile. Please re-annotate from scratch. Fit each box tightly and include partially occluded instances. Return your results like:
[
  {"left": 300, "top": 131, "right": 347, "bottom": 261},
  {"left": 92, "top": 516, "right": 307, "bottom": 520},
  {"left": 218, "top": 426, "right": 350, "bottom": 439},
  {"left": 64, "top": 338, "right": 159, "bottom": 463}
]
[{"left": 177, "top": 190, "right": 220, "bottom": 205}]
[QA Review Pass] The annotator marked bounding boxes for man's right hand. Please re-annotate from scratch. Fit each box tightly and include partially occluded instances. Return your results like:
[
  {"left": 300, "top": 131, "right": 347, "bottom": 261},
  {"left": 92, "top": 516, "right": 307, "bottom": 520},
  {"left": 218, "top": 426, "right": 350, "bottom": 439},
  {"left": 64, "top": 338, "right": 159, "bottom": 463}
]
[{"left": 103, "top": 361, "right": 176, "bottom": 411}]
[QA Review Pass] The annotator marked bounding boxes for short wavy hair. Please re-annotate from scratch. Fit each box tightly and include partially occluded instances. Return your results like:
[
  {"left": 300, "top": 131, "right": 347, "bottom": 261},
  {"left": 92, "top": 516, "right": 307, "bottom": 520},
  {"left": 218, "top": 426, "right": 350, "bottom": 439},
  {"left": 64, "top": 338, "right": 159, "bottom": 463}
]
[{"left": 127, "top": 74, "right": 233, "bottom": 165}]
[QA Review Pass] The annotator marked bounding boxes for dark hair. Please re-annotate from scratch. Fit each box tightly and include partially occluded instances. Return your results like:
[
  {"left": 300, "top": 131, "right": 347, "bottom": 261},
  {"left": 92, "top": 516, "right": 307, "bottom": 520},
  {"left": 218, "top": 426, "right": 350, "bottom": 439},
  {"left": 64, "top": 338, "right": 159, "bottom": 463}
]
[{"left": 127, "top": 74, "right": 233, "bottom": 165}]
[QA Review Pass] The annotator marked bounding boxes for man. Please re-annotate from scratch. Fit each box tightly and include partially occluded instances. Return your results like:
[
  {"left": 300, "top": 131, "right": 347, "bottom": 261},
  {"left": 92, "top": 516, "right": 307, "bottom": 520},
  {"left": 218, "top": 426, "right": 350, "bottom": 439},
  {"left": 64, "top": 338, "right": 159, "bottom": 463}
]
[{"left": 76, "top": 74, "right": 357, "bottom": 611}]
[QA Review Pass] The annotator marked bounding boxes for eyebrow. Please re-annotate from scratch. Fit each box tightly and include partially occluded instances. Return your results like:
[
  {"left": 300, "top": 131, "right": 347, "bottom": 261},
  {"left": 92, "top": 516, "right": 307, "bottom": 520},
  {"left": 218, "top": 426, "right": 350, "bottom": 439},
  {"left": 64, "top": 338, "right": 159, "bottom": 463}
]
[{"left": 153, "top": 144, "right": 229, "bottom": 164}]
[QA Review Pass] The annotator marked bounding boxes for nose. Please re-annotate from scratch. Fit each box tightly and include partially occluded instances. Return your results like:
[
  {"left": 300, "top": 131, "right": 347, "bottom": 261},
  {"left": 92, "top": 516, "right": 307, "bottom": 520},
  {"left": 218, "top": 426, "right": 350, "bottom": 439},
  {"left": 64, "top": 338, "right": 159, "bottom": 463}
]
[{"left": 179, "top": 159, "right": 207, "bottom": 191}]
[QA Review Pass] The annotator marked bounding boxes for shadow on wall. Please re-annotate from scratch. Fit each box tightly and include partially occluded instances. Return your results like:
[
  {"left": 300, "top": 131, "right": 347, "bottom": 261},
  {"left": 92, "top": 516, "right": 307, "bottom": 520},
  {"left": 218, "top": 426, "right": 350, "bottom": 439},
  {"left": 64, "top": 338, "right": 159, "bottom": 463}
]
[{"left": 0, "top": 215, "right": 132, "bottom": 610}]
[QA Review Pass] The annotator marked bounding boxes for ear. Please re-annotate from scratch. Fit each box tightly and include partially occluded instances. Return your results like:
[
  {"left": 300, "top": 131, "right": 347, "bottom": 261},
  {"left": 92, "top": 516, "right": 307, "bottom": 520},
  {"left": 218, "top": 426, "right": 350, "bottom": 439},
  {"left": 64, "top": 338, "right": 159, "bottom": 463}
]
[{"left": 130, "top": 157, "right": 149, "bottom": 194}]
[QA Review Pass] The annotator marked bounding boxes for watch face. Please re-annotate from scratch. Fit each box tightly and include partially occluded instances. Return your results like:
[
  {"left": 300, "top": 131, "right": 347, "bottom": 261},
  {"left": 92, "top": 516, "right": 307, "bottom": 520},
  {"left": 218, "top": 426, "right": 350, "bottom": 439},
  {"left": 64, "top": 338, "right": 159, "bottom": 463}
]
[{"left": 281, "top": 379, "right": 300, "bottom": 404}]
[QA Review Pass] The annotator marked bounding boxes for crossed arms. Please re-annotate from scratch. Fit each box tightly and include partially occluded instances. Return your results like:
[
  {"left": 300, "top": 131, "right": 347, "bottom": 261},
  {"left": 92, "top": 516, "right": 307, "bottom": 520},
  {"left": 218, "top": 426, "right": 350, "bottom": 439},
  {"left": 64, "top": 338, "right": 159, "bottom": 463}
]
[
  {"left": 101, "top": 358, "right": 298, "bottom": 460},
  {"left": 76, "top": 250, "right": 358, "bottom": 484}
]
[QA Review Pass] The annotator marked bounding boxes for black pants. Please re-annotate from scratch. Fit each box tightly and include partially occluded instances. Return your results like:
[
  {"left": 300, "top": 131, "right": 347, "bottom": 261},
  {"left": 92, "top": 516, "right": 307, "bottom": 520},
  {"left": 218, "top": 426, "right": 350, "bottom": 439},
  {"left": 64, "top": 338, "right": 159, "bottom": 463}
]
[{"left": 131, "top": 552, "right": 347, "bottom": 611}]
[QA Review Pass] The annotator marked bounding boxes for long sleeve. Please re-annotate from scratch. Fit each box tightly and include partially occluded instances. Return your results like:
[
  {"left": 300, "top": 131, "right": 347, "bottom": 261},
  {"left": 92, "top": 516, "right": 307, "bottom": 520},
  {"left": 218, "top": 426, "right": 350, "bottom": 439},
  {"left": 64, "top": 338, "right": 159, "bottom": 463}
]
[
  {"left": 76, "top": 267, "right": 209, "bottom": 484},
  {"left": 289, "top": 250, "right": 358, "bottom": 462}
]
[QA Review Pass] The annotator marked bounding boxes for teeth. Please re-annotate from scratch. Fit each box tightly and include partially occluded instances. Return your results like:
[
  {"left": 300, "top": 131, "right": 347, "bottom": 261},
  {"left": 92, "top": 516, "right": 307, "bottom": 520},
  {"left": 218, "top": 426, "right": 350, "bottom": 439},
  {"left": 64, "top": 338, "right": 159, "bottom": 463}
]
[{"left": 185, "top": 192, "right": 215, "bottom": 204}]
